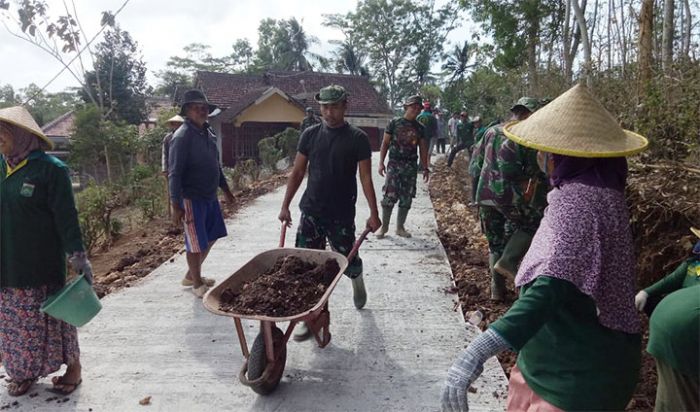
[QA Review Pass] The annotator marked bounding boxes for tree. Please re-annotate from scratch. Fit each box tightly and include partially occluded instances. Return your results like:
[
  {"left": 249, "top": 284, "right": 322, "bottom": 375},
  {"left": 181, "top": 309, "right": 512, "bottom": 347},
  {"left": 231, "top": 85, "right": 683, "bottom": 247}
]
[
  {"left": 0, "top": 84, "right": 18, "bottom": 108},
  {"left": 230, "top": 39, "right": 254, "bottom": 72},
  {"left": 661, "top": 0, "right": 674, "bottom": 72},
  {"left": 19, "top": 83, "right": 80, "bottom": 126},
  {"left": 460, "top": 0, "right": 560, "bottom": 93},
  {"left": 324, "top": 0, "right": 459, "bottom": 107},
  {"left": 638, "top": 0, "right": 654, "bottom": 93},
  {"left": 81, "top": 27, "right": 150, "bottom": 125},
  {"left": 253, "top": 18, "right": 315, "bottom": 71},
  {"left": 330, "top": 40, "right": 369, "bottom": 76},
  {"left": 0, "top": 0, "right": 130, "bottom": 116},
  {"left": 442, "top": 41, "right": 478, "bottom": 85}
]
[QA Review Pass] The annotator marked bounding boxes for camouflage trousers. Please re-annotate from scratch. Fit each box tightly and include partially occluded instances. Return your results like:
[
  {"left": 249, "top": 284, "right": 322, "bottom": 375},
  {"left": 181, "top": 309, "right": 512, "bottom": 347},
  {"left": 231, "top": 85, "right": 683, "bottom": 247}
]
[
  {"left": 295, "top": 213, "right": 363, "bottom": 279},
  {"left": 381, "top": 159, "right": 418, "bottom": 209},
  {"left": 479, "top": 205, "right": 544, "bottom": 255}
]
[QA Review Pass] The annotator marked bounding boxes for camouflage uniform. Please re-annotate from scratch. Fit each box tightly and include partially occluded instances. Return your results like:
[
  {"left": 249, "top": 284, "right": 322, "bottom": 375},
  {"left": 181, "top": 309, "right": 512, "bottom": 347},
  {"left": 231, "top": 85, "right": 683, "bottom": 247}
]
[
  {"left": 381, "top": 117, "right": 425, "bottom": 209},
  {"left": 446, "top": 119, "right": 474, "bottom": 167},
  {"left": 475, "top": 124, "right": 547, "bottom": 254},
  {"left": 300, "top": 115, "right": 320, "bottom": 133},
  {"left": 295, "top": 214, "right": 363, "bottom": 278}
]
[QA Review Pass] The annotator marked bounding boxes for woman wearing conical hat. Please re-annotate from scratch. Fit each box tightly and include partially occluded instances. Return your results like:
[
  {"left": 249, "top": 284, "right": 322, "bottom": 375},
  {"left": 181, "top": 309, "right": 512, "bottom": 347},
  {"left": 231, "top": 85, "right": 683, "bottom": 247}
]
[
  {"left": 634, "top": 228, "right": 700, "bottom": 411},
  {"left": 441, "top": 84, "right": 649, "bottom": 412},
  {"left": 0, "top": 106, "right": 92, "bottom": 396}
]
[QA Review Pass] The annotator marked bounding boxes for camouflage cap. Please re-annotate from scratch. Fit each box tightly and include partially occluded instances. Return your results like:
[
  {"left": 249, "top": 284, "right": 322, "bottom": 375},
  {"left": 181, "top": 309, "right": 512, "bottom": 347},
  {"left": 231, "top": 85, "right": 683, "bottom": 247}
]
[
  {"left": 402, "top": 95, "right": 423, "bottom": 107},
  {"left": 510, "top": 97, "right": 541, "bottom": 113},
  {"left": 314, "top": 85, "right": 348, "bottom": 104}
]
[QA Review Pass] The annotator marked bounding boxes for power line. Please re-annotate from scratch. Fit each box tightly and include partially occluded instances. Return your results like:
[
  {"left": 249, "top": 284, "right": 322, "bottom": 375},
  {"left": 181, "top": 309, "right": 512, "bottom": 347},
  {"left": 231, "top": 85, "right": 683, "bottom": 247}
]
[{"left": 19, "top": 0, "right": 132, "bottom": 106}]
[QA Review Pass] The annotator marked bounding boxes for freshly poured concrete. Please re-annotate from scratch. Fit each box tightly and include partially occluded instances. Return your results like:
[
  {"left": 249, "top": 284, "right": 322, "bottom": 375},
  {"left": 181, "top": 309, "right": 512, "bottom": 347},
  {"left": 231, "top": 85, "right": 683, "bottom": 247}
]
[{"left": 2, "top": 156, "right": 507, "bottom": 411}]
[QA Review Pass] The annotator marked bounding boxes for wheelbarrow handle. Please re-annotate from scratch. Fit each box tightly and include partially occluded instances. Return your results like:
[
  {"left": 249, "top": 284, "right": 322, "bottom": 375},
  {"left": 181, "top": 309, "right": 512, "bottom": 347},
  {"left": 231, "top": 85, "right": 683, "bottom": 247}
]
[
  {"left": 279, "top": 223, "right": 287, "bottom": 248},
  {"left": 347, "top": 228, "right": 371, "bottom": 262}
]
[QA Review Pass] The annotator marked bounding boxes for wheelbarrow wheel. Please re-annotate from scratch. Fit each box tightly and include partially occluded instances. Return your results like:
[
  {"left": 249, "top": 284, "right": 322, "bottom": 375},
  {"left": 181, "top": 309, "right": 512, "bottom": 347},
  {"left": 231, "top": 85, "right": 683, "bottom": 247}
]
[{"left": 247, "top": 325, "right": 286, "bottom": 395}]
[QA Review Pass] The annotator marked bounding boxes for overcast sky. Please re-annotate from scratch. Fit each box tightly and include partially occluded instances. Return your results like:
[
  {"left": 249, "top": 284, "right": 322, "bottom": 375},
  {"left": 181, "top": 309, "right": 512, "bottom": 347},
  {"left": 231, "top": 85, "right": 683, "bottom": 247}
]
[{"left": 0, "top": 0, "right": 474, "bottom": 94}]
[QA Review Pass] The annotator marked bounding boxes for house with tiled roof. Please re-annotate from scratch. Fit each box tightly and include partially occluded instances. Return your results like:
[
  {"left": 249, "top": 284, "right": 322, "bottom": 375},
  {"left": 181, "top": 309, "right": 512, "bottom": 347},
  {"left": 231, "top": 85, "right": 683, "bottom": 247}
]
[
  {"left": 194, "top": 70, "right": 393, "bottom": 166},
  {"left": 42, "top": 111, "right": 75, "bottom": 161}
]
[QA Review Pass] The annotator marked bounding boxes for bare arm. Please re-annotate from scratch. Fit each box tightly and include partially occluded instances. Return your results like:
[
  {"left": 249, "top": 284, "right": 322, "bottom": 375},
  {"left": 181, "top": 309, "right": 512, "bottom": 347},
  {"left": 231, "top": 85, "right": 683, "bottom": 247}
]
[
  {"left": 378, "top": 132, "right": 391, "bottom": 176},
  {"left": 278, "top": 152, "right": 308, "bottom": 226},
  {"left": 358, "top": 158, "right": 381, "bottom": 231}
]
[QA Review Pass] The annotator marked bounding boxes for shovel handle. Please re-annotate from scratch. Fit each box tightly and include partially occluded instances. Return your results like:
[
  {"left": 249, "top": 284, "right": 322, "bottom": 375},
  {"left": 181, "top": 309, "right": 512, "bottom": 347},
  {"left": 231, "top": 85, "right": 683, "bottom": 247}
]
[{"left": 347, "top": 228, "right": 371, "bottom": 262}]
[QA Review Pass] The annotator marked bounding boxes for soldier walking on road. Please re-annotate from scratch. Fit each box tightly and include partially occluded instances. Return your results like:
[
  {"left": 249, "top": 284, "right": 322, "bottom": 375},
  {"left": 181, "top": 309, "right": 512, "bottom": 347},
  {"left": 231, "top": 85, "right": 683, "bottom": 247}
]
[
  {"left": 446, "top": 111, "right": 474, "bottom": 167},
  {"left": 377, "top": 95, "right": 430, "bottom": 239},
  {"left": 473, "top": 97, "right": 548, "bottom": 301},
  {"left": 299, "top": 107, "right": 320, "bottom": 133},
  {"left": 278, "top": 85, "right": 381, "bottom": 341}
]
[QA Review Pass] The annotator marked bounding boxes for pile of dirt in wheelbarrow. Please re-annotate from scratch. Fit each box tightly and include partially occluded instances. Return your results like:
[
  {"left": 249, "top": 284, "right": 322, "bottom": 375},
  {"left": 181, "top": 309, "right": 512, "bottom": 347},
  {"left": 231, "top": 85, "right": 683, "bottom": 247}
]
[
  {"left": 428, "top": 154, "right": 699, "bottom": 412},
  {"left": 219, "top": 256, "right": 341, "bottom": 317}
]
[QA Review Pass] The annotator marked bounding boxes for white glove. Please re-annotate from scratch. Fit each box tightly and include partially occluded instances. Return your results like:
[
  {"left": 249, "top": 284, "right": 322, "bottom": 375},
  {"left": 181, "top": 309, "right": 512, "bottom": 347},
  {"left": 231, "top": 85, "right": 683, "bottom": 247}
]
[
  {"left": 69, "top": 251, "right": 94, "bottom": 285},
  {"left": 634, "top": 290, "right": 649, "bottom": 312},
  {"left": 441, "top": 329, "right": 510, "bottom": 412}
]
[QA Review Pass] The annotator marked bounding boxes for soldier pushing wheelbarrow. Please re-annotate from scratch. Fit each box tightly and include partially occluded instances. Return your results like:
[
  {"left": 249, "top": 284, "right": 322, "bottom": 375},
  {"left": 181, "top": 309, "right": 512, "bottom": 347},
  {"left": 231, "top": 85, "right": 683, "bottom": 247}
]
[{"left": 278, "top": 84, "right": 382, "bottom": 341}]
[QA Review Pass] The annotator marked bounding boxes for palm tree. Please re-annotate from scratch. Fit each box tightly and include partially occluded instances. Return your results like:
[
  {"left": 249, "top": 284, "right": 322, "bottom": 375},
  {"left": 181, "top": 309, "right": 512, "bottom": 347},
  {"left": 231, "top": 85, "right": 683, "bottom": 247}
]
[
  {"left": 442, "top": 41, "right": 477, "bottom": 85},
  {"left": 279, "top": 18, "right": 314, "bottom": 71},
  {"left": 331, "top": 40, "right": 369, "bottom": 77}
]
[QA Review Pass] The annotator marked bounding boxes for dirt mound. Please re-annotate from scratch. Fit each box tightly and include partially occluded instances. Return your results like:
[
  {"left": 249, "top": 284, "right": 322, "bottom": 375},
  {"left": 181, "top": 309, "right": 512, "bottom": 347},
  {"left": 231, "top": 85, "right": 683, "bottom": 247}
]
[
  {"left": 627, "top": 163, "right": 700, "bottom": 287},
  {"left": 89, "top": 172, "right": 290, "bottom": 298},
  {"left": 219, "top": 256, "right": 340, "bottom": 317}
]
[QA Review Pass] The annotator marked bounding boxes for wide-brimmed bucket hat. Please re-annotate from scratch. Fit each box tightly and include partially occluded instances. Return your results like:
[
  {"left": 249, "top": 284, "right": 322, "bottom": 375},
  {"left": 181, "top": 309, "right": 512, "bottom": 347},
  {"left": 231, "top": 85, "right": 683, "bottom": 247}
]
[
  {"left": 503, "top": 84, "right": 648, "bottom": 158},
  {"left": 179, "top": 89, "right": 218, "bottom": 116},
  {"left": 314, "top": 85, "right": 348, "bottom": 105},
  {"left": 0, "top": 106, "right": 54, "bottom": 150}
]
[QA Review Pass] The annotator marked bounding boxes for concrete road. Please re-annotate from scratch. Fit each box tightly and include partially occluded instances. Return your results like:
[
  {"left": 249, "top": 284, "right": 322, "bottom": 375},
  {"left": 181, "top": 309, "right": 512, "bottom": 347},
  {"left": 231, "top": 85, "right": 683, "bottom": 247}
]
[{"left": 1, "top": 155, "right": 507, "bottom": 411}]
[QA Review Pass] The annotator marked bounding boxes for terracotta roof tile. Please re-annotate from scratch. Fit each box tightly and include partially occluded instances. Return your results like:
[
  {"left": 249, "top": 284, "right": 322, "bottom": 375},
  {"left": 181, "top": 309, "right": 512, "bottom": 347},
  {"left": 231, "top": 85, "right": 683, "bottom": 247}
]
[{"left": 194, "top": 71, "right": 392, "bottom": 118}]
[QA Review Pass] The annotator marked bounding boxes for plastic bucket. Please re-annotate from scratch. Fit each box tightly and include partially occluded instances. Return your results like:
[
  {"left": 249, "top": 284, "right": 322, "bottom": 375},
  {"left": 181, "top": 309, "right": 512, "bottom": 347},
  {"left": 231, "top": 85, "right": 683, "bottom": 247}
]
[{"left": 40, "top": 274, "right": 102, "bottom": 327}]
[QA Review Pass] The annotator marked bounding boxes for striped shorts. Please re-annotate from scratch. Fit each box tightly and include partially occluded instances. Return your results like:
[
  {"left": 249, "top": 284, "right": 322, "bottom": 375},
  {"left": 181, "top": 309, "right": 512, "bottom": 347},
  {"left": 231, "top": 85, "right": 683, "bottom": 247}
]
[{"left": 182, "top": 198, "right": 227, "bottom": 253}]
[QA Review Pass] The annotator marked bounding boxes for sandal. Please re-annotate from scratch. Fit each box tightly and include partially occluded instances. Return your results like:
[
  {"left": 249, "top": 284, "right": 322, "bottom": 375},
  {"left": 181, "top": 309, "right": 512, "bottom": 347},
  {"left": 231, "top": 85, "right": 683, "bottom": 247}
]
[
  {"left": 181, "top": 276, "right": 215, "bottom": 287},
  {"left": 7, "top": 378, "right": 36, "bottom": 397},
  {"left": 49, "top": 376, "right": 82, "bottom": 395}
]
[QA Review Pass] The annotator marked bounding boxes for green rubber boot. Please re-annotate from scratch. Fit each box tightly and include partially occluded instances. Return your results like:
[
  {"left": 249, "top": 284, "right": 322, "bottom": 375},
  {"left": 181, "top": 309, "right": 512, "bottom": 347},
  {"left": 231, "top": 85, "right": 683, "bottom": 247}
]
[
  {"left": 489, "top": 252, "right": 506, "bottom": 302},
  {"left": 351, "top": 274, "right": 367, "bottom": 309},
  {"left": 494, "top": 230, "right": 534, "bottom": 280},
  {"left": 396, "top": 207, "right": 412, "bottom": 238},
  {"left": 376, "top": 206, "right": 393, "bottom": 239}
]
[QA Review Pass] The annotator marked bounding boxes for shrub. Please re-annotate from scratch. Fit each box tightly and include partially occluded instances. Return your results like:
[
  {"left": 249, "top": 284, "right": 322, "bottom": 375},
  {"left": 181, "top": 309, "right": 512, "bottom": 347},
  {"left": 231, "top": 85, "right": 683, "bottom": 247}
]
[
  {"left": 75, "top": 183, "right": 120, "bottom": 253},
  {"left": 257, "top": 128, "right": 300, "bottom": 170}
]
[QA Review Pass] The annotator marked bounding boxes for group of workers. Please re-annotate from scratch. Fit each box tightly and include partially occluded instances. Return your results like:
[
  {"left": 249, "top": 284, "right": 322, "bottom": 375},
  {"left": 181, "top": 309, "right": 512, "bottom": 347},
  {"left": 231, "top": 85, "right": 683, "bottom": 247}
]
[{"left": 0, "top": 81, "right": 696, "bottom": 412}]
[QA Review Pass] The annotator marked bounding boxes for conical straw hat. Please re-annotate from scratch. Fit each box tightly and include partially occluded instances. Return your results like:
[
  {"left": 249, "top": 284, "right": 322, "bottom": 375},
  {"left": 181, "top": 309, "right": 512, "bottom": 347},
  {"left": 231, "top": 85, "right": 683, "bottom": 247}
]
[
  {"left": 503, "top": 84, "right": 648, "bottom": 158},
  {"left": 0, "top": 106, "right": 54, "bottom": 150},
  {"left": 167, "top": 114, "right": 184, "bottom": 123},
  {"left": 691, "top": 227, "right": 700, "bottom": 239}
]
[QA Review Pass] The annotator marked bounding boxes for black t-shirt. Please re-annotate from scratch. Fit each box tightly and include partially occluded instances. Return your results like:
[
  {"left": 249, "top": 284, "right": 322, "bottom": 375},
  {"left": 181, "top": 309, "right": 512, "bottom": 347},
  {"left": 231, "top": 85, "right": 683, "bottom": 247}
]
[{"left": 298, "top": 122, "right": 372, "bottom": 221}]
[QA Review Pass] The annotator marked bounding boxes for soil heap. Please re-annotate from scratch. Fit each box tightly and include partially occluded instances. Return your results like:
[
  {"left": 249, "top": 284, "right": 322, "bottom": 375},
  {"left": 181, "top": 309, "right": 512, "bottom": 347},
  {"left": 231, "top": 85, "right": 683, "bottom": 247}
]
[{"left": 219, "top": 256, "right": 340, "bottom": 317}]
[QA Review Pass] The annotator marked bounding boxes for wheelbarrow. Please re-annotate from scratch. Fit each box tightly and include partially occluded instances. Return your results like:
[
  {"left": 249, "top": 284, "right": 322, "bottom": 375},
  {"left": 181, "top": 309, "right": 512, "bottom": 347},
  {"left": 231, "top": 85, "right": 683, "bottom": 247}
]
[{"left": 203, "top": 224, "right": 370, "bottom": 395}]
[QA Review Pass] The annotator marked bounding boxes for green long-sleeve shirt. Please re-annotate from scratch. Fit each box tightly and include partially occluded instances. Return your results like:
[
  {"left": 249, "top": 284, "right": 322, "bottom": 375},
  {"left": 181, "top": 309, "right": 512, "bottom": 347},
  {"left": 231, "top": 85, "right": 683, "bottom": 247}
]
[
  {"left": 647, "top": 284, "right": 700, "bottom": 379},
  {"left": 644, "top": 259, "right": 700, "bottom": 297},
  {"left": 0, "top": 151, "right": 84, "bottom": 288},
  {"left": 490, "top": 276, "right": 641, "bottom": 411}
]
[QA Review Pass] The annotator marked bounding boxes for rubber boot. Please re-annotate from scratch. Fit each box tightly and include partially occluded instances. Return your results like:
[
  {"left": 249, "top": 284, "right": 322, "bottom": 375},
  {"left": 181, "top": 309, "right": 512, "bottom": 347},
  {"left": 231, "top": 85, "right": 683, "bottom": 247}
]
[
  {"left": 494, "top": 230, "right": 534, "bottom": 280},
  {"left": 351, "top": 274, "right": 367, "bottom": 309},
  {"left": 293, "top": 322, "right": 312, "bottom": 342},
  {"left": 396, "top": 207, "right": 412, "bottom": 238},
  {"left": 489, "top": 252, "right": 506, "bottom": 302},
  {"left": 376, "top": 206, "right": 392, "bottom": 239}
]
